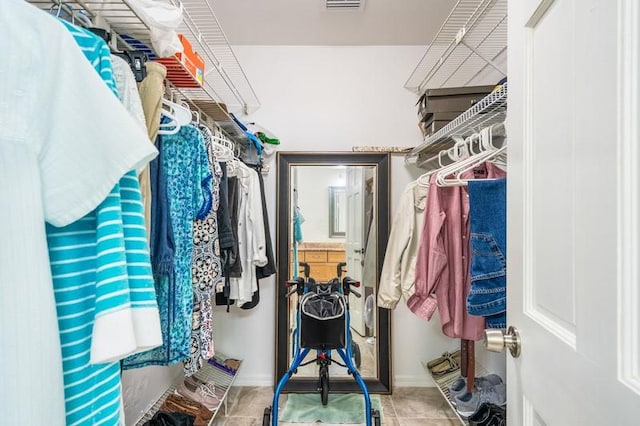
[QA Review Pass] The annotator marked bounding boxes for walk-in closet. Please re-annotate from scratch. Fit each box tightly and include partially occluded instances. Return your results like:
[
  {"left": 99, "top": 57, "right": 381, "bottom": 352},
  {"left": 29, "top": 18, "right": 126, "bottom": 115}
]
[{"left": 2, "top": 0, "right": 639, "bottom": 425}]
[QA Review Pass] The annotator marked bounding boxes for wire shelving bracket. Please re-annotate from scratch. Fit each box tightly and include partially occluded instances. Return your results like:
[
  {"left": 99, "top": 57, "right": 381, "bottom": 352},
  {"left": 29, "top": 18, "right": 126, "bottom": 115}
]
[{"left": 404, "top": 0, "right": 507, "bottom": 94}]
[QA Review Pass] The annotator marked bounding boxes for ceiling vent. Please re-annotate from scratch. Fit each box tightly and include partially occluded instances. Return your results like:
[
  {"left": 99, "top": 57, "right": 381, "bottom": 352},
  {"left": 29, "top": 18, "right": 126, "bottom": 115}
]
[{"left": 326, "top": 0, "right": 362, "bottom": 9}]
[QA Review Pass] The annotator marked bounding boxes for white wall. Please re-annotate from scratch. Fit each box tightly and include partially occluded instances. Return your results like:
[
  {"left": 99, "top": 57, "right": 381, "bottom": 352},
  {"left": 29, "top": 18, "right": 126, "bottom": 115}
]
[
  {"left": 125, "top": 45, "right": 467, "bottom": 424},
  {"left": 296, "top": 166, "right": 346, "bottom": 242},
  {"left": 224, "top": 45, "right": 457, "bottom": 387}
]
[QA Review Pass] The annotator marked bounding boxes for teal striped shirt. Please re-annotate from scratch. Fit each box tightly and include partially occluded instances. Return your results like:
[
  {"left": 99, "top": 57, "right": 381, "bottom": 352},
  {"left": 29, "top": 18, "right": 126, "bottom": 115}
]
[{"left": 47, "top": 21, "right": 159, "bottom": 425}]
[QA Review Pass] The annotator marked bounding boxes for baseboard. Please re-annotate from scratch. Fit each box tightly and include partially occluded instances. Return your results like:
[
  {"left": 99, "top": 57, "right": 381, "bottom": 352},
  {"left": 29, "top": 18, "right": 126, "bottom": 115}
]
[
  {"left": 231, "top": 374, "right": 436, "bottom": 388},
  {"left": 232, "top": 373, "right": 273, "bottom": 387},
  {"left": 393, "top": 374, "right": 435, "bottom": 387}
]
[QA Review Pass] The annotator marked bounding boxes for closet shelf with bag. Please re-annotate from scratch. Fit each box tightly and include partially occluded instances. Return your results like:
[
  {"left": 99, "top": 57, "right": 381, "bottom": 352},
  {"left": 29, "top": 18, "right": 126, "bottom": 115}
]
[{"left": 28, "top": 0, "right": 260, "bottom": 146}]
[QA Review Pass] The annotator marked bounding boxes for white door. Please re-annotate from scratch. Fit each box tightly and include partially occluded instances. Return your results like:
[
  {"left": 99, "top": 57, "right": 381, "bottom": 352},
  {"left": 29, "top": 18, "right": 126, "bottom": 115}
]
[
  {"left": 345, "top": 166, "right": 366, "bottom": 336},
  {"left": 506, "top": 0, "right": 640, "bottom": 424}
]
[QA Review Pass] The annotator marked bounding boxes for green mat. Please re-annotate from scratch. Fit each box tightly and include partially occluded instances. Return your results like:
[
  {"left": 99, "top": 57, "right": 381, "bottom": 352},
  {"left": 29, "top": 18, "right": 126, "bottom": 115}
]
[{"left": 279, "top": 393, "right": 383, "bottom": 424}]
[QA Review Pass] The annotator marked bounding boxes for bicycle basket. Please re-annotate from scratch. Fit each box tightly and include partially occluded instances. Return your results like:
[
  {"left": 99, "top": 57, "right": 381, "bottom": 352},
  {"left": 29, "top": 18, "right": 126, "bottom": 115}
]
[{"left": 299, "top": 292, "right": 346, "bottom": 349}]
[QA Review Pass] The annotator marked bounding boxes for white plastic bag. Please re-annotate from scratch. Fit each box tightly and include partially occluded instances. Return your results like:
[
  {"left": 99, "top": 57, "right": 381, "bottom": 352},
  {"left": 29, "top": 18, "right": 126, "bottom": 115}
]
[{"left": 124, "top": 0, "right": 184, "bottom": 56}]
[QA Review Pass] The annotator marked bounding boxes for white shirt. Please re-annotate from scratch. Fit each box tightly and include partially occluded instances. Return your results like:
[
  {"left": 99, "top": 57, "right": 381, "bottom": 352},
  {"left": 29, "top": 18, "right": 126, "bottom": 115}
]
[
  {"left": 377, "top": 181, "right": 428, "bottom": 309},
  {"left": 229, "top": 163, "right": 268, "bottom": 306},
  {"left": 0, "top": 2, "right": 157, "bottom": 424},
  {"left": 111, "top": 54, "right": 148, "bottom": 133}
]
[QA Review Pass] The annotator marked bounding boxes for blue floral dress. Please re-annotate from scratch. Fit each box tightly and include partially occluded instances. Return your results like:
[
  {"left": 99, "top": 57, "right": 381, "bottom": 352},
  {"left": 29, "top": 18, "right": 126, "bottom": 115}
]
[{"left": 125, "top": 124, "right": 212, "bottom": 367}]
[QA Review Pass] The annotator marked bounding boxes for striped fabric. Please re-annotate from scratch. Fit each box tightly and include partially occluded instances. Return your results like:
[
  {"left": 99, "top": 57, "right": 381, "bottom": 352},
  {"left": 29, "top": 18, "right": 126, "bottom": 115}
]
[
  {"left": 46, "top": 21, "right": 161, "bottom": 425},
  {"left": 58, "top": 20, "right": 117, "bottom": 95}
]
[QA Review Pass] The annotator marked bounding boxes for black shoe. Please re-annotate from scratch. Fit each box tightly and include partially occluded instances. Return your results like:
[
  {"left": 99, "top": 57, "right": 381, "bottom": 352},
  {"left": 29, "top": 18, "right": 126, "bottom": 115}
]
[
  {"left": 469, "top": 403, "right": 506, "bottom": 426},
  {"left": 468, "top": 403, "right": 492, "bottom": 426}
]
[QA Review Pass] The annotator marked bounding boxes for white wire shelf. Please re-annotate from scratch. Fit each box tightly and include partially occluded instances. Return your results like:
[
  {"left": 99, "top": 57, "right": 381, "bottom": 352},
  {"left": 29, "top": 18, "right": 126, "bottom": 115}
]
[
  {"left": 134, "top": 353, "right": 242, "bottom": 426},
  {"left": 407, "top": 82, "right": 507, "bottom": 168},
  {"left": 178, "top": 0, "right": 261, "bottom": 115},
  {"left": 423, "top": 360, "right": 490, "bottom": 426},
  {"left": 405, "top": 0, "right": 507, "bottom": 94},
  {"left": 28, "top": 0, "right": 258, "bottom": 146}
]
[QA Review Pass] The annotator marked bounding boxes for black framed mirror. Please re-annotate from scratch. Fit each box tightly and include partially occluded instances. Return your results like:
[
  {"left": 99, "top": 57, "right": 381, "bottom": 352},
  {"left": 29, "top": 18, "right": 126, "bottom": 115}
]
[{"left": 275, "top": 152, "right": 391, "bottom": 393}]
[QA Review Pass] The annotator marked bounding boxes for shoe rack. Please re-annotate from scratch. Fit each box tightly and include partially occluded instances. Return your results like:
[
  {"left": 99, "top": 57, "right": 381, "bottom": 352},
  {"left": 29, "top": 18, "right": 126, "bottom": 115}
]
[
  {"left": 423, "top": 340, "right": 489, "bottom": 426},
  {"left": 134, "top": 352, "right": 242, "bottom": 425}
]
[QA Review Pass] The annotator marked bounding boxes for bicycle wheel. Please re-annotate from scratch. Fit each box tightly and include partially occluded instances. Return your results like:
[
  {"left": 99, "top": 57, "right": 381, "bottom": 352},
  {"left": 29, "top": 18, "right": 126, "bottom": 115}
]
[
  {"left": 372, "top": 409, "right": 381, "bottom": 426},
  {"left": 319, "top": 367, "right": 329, "bottom": 406},
  {"left": 262, "top": 407, "right": 271, "bottom": 426},
  {"left": 352, "top": 341, "right": 362, "bottom": 369}
]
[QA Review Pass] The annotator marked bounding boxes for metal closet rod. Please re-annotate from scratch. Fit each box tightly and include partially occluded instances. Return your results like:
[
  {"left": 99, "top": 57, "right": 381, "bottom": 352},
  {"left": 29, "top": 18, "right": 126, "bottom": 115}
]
[{"left": 47, "top": 0, "right": 95, "bottom": 26}]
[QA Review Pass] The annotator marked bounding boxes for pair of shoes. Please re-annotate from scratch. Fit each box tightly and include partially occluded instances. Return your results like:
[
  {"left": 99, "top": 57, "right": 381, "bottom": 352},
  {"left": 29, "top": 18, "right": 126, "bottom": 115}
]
[
  {"left": 448, "top": 374, "right": 503, "bottom": 404},
  {"left": 161, "top": 394, "right": 213, "bottom": 426},
  {"left": 427, "top": 350, "right": 460, "bottom": 369},
  {"left": 428, "top": 350, "right": 461, "bottom": 376},
  {"left": 224, "top": 358, "right": 241, "bottom": 372},
  {"left": 468, "top": 403, "right": 506, "bottom": 426},
  {"left": 176, "top": 376, "right": 221, "bottom": 411},
  {"left": 454, "top": 383, "right": 506, "bottom": 417},
  {"left": 190, "top": 375, "right": 225, "bottom": 399}
]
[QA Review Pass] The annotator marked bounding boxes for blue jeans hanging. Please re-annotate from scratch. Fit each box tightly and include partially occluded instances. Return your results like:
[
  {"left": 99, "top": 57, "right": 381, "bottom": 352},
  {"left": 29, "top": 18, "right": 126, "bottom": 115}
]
[{"left": 467, "top": 178, "right": 507, "bottom": 329}]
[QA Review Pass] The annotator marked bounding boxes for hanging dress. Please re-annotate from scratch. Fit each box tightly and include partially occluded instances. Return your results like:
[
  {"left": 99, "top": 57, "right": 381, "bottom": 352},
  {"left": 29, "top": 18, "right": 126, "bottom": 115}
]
[{"left": 125, "top": 124, "right": 212, "bottom": 367}]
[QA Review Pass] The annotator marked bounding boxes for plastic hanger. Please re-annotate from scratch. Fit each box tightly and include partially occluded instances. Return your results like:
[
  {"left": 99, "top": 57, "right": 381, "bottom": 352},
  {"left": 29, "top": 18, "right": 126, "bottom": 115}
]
[
  {"left": 436, "top": 132, "right": 494, "bottom": 187},
  {"left": 161, "top": 98, "right": 191, "bottom": 126},
  {"left": 439, "top": 125, "right": 507, "bottom": 187},
  {"left": 157, "top": 109, "right": 180, "bottom": 135},
  {"left": 435, "top": 135, "right": 482, "bottom": 186},
  {"left": 158, "top": 93, "right": 192, "bottom": 135}
]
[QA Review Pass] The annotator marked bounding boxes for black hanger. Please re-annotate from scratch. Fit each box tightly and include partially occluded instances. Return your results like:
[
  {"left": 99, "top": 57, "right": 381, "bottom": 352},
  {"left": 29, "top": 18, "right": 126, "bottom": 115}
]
[
  {"left": 87, "top": 27, "right": 110, "bottom": 44},
  {"left": 113, "top": 50, "right": 148, "bottom": 83}
]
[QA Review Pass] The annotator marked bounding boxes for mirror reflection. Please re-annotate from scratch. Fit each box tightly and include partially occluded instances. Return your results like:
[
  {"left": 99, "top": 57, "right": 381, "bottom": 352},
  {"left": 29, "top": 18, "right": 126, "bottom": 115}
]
[{"left": 289, "top": 165, "right": 378, "bottom": 378}]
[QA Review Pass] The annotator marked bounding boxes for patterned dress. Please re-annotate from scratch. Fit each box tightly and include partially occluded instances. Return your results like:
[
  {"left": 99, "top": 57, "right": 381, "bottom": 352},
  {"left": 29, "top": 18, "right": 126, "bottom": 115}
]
[
  {"left": 184, "top": 126, "right": 224, "bottom": 376},
  {"left": 125, "top": 124, "right": 212, "bottom": 367}
]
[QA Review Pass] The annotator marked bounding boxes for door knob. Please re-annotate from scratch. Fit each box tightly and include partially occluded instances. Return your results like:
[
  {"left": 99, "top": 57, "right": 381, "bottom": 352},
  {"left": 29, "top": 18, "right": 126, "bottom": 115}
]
[{"left": 484, "top": 326, "right": 521, "bottom": 358}]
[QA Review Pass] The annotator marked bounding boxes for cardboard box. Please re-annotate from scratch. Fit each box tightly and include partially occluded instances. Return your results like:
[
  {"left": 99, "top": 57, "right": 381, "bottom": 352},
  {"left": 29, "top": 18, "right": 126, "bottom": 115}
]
[{"left": 174, "top": 34, "right": 205, "bottom": 85}]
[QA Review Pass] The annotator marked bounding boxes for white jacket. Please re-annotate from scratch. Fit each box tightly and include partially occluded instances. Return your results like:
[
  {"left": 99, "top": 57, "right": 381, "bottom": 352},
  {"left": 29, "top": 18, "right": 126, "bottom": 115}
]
[
  {"left": 229, "top": 163, "right": 268, "bottom": 306},
  {"left": 377, "top": 181, "right": 428, "bottom": 309}
]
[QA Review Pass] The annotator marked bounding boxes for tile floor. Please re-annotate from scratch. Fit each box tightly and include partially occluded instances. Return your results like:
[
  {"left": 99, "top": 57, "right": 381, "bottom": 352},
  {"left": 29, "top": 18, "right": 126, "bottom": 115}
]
[{"left": 212, "top": 386, "right": 460, "bottom": 426}]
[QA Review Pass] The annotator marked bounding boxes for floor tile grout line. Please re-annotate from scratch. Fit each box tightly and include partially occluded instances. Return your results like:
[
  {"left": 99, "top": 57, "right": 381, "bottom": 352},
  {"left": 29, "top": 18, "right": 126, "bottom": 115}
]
[{"left": 387, "top": 392, "right": 400, "bottom": 420}]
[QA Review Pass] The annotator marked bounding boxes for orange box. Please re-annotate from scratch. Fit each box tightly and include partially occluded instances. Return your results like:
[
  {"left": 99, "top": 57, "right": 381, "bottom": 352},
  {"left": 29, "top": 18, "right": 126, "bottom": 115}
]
[
  {"left": 176, "top": 34, "right": 194, "bottom": 58},
  {"left": 157, "top": 34, "right": 206, "bottom": 87},
  {"left": 174, "top": 34, "right": 205, "bottom": 85}
]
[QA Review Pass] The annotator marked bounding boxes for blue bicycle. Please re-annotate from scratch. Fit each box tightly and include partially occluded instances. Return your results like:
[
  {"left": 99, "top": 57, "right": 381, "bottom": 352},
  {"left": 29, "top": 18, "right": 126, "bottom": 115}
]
[{"left": 263, "top": 263, "right": 380, "bottom": 426}]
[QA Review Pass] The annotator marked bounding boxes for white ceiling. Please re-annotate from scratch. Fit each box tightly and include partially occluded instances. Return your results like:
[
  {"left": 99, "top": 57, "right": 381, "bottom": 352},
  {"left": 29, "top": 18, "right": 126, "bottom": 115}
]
[{"left": 209, "top": 0, "right": 459, "bottom": 45}]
